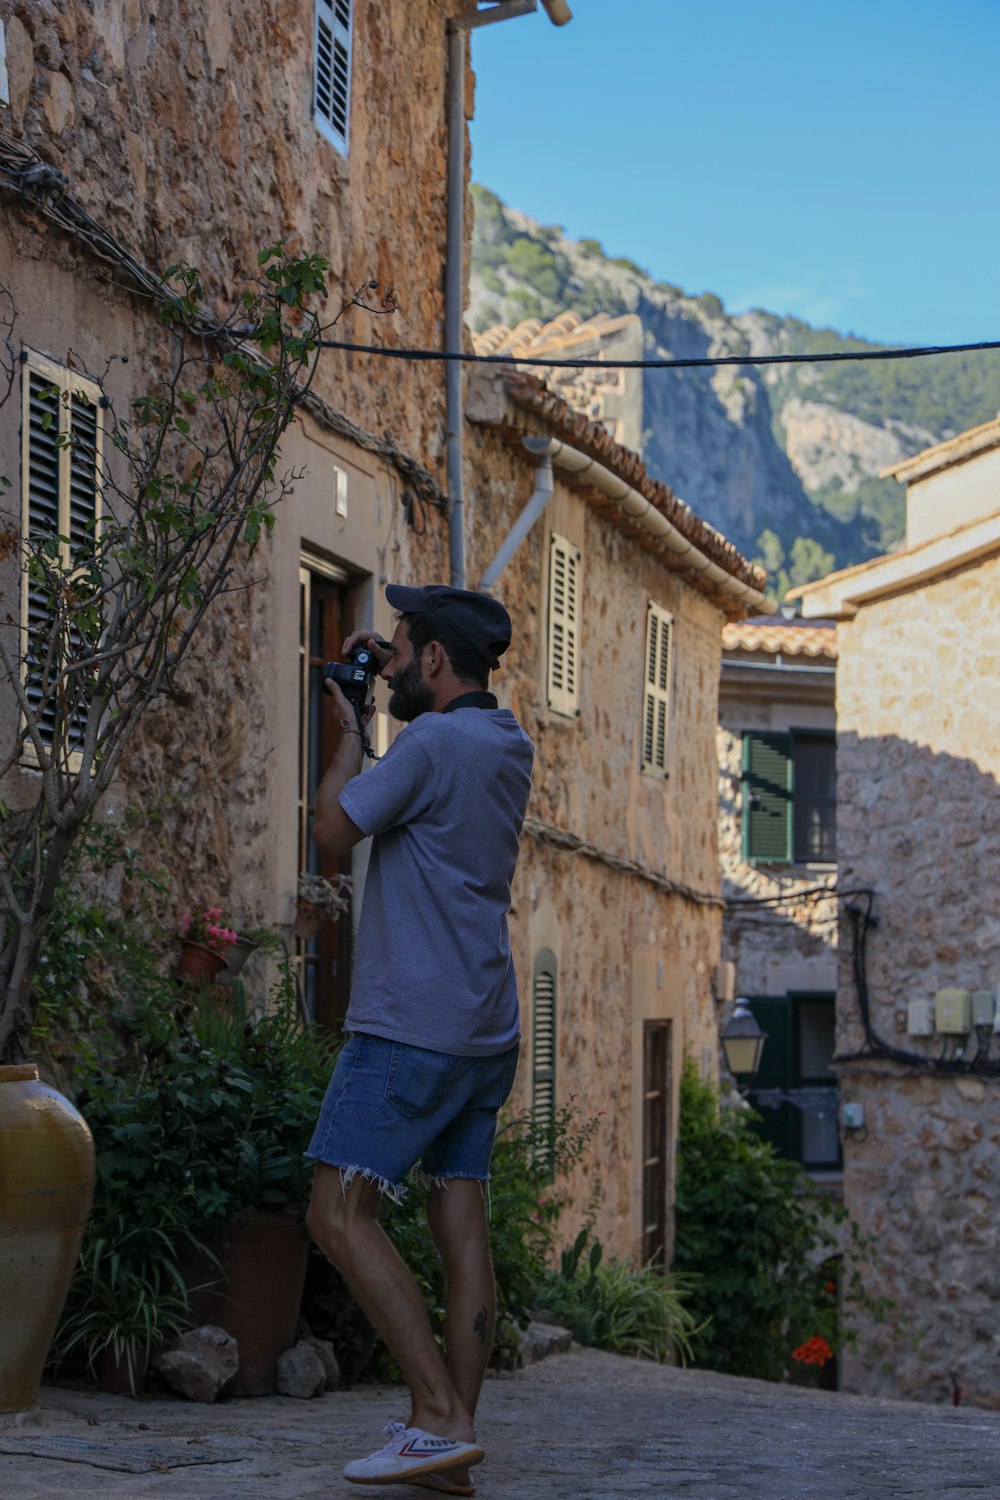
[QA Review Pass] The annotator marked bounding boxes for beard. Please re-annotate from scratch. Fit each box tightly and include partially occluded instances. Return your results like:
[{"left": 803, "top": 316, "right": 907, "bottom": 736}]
[{"left": 388, "top": 655, "right": 434, "bottom": 722}]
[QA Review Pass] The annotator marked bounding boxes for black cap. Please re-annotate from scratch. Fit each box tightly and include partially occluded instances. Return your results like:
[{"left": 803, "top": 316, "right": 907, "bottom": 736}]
[{"left": 386, "top": 584, "right": 512, "bottom": 670}]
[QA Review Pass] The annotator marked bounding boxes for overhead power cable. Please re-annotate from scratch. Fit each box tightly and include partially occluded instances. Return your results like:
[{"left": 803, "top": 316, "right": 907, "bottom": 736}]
[{"left": 320, "top": 336, "right": 1000, "bottom": 371}]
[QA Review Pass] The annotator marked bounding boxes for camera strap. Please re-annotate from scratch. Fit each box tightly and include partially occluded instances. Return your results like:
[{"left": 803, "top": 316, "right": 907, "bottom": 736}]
[{"left": 353, "top": 699, "right": 381, "bottom": 761}]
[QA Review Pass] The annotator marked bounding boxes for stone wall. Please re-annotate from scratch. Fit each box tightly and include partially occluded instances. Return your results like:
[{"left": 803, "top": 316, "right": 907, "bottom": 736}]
[
  {"left": 718, "top": 690, "right": 838, "bottom": 1000},
  {"left": 467, "top": 421, "right": 726, "bottom": 1260},
  {"left": 835, "top": 553, "right": 1000, "bottom": 1402},
  {"left": 0, "top": 0, "right": 454, "bottom": 936},
  {"left": 0, "top": 0, "right": 456, "bottom": 481}
]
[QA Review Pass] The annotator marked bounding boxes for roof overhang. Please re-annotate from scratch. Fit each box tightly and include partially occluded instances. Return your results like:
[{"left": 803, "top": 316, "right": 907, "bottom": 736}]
[
  {"left": 788, "top": 510, "right": 1000, "bottom": 619},
  {"left": 881, "top": 413, "right": 1000, "bottom": 485}
]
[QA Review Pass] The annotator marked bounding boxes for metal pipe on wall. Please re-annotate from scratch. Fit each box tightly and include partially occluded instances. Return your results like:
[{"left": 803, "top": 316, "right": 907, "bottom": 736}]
[
  {"left": 444, "top": 3, "right": 570, "bottom": 592},
  {"left": 445, "top": 18, "right": 467, "bottom": 589}
]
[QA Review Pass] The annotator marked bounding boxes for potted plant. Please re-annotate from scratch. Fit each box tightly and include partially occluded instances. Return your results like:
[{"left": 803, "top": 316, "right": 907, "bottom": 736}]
[
  {"left": 49, "top": 955, "right": 336, "bottom": 1397},
  {"left": 292, "top": 873, "right": 351, "bottom": 941},
  {"left": 178, "top": 906, "right": 238, "bottom": 979}
]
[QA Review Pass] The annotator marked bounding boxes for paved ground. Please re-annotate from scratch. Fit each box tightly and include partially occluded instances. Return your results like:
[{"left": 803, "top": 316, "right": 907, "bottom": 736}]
[{"left": 3, "top": 1348, "right": 1000, "bottom": 1500}]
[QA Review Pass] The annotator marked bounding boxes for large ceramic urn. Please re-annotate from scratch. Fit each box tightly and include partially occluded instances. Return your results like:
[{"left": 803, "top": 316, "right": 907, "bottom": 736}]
[{"left": 0, "top": 1064, "right": 95, "bottom": 1412}]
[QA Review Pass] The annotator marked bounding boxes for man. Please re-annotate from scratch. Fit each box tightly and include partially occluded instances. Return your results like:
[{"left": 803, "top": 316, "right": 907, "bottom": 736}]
[{"left": 306, "top": 583, "right": 534, "bottom": 1493}]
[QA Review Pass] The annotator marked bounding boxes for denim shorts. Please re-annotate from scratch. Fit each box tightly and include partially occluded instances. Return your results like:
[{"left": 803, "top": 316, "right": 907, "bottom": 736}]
[{"left": 306, "top": 1032, "right": 519, "bottom": 1200}]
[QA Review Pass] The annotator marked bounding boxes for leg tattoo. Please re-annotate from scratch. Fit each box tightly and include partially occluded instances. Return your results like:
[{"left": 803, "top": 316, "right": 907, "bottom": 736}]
[{"left": 473, "top": 1306, "right": 489, "bottom": 1346}]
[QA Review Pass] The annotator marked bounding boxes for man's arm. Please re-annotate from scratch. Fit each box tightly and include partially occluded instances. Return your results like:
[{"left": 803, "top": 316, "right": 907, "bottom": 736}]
[{"left": 313, "top": 681, "right": 368, "bottom": 857}]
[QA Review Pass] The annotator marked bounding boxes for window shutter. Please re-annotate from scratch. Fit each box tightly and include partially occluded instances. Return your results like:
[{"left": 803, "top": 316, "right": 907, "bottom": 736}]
[
  {"left": 21, "top": 355, "right": 102, "bottom": 759},
  {"left": 23, "top": 372, "right": 62, "bottom": 741},
  {"left": 641, "top": 602, "right": 672, "bottom": 778},
  {"left": 531, "top": 950, "right": 558, "bottom": 1180},
  {"left": 314, "top": 0, "right": 352, "bottom": 153},
  {"left": 791, "top": 731, "right": 837, "bottom": 862},
  {"left": 743, "top": 732, "right": 792, "bottom": 862},
  {"left": 546, "top": 532, "right": 580, "bottom": 718}
]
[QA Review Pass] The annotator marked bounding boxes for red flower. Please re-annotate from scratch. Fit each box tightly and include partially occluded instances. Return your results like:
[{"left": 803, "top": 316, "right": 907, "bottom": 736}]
[{"left": 792, "top": 1335, "right": 833, "bottom": 1367}]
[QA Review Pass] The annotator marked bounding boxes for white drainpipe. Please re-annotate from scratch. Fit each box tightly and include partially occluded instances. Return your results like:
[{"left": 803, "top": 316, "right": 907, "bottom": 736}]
[{"left": 479, "top": 438, "right": 554, "bottom": 594}]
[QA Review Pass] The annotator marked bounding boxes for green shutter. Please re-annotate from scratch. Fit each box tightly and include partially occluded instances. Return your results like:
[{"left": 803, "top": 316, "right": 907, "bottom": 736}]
[
  {"left": 742, "top": 732, "right": 792, "bottom": 862},
  {"left": 531, "top": 950, "right": 557, "bottom": 1182}
]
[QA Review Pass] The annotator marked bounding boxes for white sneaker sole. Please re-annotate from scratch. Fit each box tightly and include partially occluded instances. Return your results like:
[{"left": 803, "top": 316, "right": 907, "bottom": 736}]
[{"left": 344, "top": 1447, "right": 485, "bottom": 1486}]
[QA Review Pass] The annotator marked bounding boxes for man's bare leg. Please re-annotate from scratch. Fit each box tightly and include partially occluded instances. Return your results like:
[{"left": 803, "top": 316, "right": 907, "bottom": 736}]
[
  {"left": 425, "top": 1178, "right": 496, "bottom": 1420},
  {"left": 419, "top": 1177, "right": 495, "bottom": 1487},
  {"left": 306, "top": 1164, "right": 476, "bottom": 1442}
]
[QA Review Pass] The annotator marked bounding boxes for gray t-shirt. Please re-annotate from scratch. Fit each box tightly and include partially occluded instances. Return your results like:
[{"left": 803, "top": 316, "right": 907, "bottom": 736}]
[{"left": 339, "top": 702, "right": 534, "bottom": 1056}]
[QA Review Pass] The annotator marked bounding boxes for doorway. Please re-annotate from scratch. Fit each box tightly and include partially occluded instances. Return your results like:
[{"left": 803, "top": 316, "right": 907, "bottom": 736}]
[{"left": 297, "top": 560, "right": 354, "bottom": 1032}]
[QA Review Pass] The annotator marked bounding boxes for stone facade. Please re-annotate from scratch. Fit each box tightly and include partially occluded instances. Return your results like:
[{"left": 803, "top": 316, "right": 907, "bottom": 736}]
[
  {"left": 718, "top": 622, "right": 838, "bottom": 1001},
  {"left": 0, "top": 0, "right": 454, "bottom": 970},
  {"left": 0, "top": 0, "right": 764, "bottom": 1264},
  {"left": 716, "top": 621, "right": 841, "bottom": 1181},
  {"left": 465, "top": 370, "right": 765, "bottom": 1260},
  {"left": 794, "top": 419, "right": 1000, "bottom": 1403},
  {"left": 832, "top": 559, "right": 1000, "bottom": 1403}
]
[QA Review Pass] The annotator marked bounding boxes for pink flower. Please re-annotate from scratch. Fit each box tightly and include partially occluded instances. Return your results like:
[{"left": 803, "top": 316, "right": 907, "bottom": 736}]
[{"left": 181, "top": 905, "right": 238, "bottom": 950}]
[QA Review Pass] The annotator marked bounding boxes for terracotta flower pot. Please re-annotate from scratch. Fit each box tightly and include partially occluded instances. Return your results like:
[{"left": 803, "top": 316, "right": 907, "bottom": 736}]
[
  {"left": 291, "top": 899, "right": 325, "bottom": 942},
  {"left": 188, "top": 1211, "right": 310, "bottom": 1396},
  {"left": 0, "top": 1063, "right": 96, "bottom": 1413},
  {"left": 177, "top": 940, "right": 228, "bottom": 980}
]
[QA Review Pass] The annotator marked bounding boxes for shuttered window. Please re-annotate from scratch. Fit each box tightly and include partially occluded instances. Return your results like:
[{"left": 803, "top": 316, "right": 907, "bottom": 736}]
[
  {"left": 314, "top": 0, "right": 352, "bottom": 154},
  {"left": 20, "top": 352, "right": 102, "bottom": 758},
  {"left": 531, "top": 950, "right": 558, "bottom": 1181},
  {"left": 742, "top": 731, "right": 836, "bottom": 863},
  {"left": 546, "top": 532, "right": 580, "bottom": 718},
  {"left": 641, "top": 602, "right": 672, "bottom": 778}
]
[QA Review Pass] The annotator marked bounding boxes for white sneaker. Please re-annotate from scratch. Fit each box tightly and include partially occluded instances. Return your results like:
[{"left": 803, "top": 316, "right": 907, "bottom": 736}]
[{"left": 343, "top": 1423, "right": 485, "bottom": 1486}]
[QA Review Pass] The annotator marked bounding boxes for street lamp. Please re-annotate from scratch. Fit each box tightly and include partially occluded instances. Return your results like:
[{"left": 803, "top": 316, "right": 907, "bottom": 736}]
[{"left": 721, "top": 997, "right": 767, "bottom": 1092}]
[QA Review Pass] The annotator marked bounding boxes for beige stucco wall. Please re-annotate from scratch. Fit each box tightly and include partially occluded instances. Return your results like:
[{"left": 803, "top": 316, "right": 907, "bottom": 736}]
[
  {"left": 834, "top": 552, "right": 1000, "bottom": 1402},
  {"left": 906, "top": 446, "right": 1000, "bottom": 549}
]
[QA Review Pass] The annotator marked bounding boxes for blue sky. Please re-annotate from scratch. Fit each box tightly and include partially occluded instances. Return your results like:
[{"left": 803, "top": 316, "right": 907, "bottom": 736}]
[{"left": 469, "top": 0, "right": 1000, "bottom": 346}]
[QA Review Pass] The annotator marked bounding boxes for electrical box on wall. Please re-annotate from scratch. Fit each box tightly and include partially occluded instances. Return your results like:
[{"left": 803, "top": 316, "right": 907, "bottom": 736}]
[
  {"left": 907, "top": 998, "right": 936, "bottom": 1036},
  {"left": 935, "top": 988, "right": 972, "bottom": 1034},
  {"left": 971, "top": 990, "right": 995, "bottom": 1028},
  {"left": 842, "top": 1102, "right": 865, "bottom": 1130}
]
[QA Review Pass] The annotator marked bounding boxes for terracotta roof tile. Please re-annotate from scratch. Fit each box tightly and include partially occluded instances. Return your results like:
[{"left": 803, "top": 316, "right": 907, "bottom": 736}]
[{"left": 722, "top": 620, "right": 838, "bottom": 659}]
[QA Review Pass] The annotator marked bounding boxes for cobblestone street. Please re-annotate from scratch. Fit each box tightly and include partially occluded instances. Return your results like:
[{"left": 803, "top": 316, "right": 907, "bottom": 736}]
[{"left": 3, "top": 1348, "right": 1000, "bottom": 1500}]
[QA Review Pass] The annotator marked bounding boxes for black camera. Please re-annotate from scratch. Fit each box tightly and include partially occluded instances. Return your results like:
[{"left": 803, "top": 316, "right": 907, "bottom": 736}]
[{"left": 323, "top": 644, "right": 380, "bottom": 708}]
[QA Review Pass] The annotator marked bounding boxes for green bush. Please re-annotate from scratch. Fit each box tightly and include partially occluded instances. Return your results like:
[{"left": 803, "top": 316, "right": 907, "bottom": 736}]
[
  {"left": 672, "top": 1060, "right": 840, "bottom": 1382},
  {"left": 34, "top": 870, "right": 337, "bottom": 1388},
  {"left": 537, "top": 1228, "right": 700, "bottom": 1363}
]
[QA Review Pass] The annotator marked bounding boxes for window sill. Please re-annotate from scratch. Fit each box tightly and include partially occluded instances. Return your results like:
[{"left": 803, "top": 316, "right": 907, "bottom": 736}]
[{"left": 748, "top": 859, "right": 837, "bottom": 872}]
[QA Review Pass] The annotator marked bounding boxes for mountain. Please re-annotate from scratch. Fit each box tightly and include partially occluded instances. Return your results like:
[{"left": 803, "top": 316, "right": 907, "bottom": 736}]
[{"left": 469, "top": 186, "right": 1000, "bottom": 594}]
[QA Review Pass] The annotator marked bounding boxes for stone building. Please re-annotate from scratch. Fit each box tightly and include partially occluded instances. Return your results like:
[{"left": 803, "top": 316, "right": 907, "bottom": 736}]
[
  {"left": 790, "top": 414, "right": 1000, "bottom": 1403},
  {"left": 467, "top": 359, "right": 767, "bottom": 1258},
  {"left": 0, "top": 1, "right": 768, "bottom": 1262},
  {"left": 0, "top": 0, "right": 501, "bottom": 1032},
  {"left": 717, "top": 617, "right": 841, "bottom": 1176}
]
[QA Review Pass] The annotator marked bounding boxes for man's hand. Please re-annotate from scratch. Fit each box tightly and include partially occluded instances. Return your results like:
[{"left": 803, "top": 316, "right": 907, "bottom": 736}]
[
  {"left": 323, "top": 674, "right": 377, "bottom": 734},
  {"left": 340, "top": 631, "right": 395, "bottom": 672}
]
